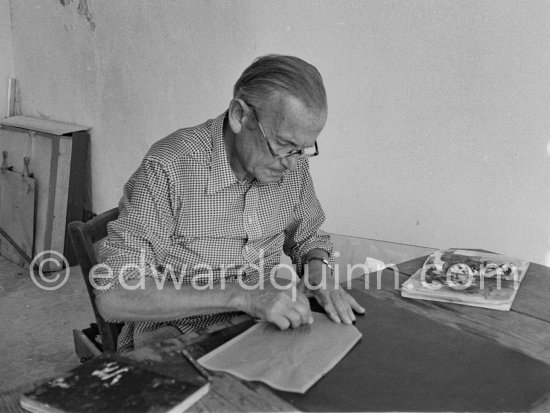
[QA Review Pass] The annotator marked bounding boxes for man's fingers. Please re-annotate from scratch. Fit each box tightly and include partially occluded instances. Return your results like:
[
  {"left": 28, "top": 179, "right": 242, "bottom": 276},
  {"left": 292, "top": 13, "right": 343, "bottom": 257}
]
[
  {"left": 340, "top": 292, "right": 356, "bottom": 324},
  {"left": 317, "top": 293, "right": 341, "bottom": 323},
  {"left": 301, "top": 279, "right": 366, "bottom": 326},
  {"left": 332, "top": 291, "right": 354, "bottom": 325},
  {"left": 346, "top": 303, "right": 356, "bottom": 323},
  {"left": 267, "top": 291, "right": 311, "bottom": 329},
  {"left": 347, "top": 293, "right": 366, "bottom": 314},
  {"left": 273, "top": 308, "right": 311, "bottom": 330},
  {"left": 294, "top": 297, "right": 313, "bottom": 325},
  {"left": 286, "top": 309, "right": 310, "bottom": 328},
  {"left": 313, "top": 289, "right": 365, "bottom": 326},
  {"left": 271, "top": 315, "right": 291, "bottom": 331}
]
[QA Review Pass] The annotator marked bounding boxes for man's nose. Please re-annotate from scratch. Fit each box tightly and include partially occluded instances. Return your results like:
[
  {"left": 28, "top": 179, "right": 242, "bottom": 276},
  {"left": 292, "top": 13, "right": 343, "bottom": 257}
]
[{"left": 281, "top": 155, "right": 298, "bottom": 172}]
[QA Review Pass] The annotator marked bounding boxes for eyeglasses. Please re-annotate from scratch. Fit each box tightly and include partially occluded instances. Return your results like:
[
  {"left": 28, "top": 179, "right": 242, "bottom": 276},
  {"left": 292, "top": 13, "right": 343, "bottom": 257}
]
[{"left": 245, "top": 102, "right": 319, "bottom": 160}]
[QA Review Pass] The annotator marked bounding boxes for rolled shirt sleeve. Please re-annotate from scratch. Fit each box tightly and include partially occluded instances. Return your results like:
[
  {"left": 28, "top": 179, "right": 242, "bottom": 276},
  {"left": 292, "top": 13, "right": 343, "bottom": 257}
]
[{"left": 95, "top": 158, "right": 176, "bottom": 296}]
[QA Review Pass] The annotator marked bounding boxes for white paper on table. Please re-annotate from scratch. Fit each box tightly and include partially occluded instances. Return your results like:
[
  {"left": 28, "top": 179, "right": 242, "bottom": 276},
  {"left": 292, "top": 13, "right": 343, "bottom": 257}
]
[{"left": 198, "top": 312, "right": 362, "bottom": 393}]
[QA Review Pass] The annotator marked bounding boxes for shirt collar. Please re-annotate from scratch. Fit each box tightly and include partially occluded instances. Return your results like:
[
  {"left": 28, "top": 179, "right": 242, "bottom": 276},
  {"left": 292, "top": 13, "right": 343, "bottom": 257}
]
[
  {"left": 207, "top": 111, "right": 238, "bottom": 195},
  {"left": 206, "top": 111, "right": 288, "bottom": 195}
]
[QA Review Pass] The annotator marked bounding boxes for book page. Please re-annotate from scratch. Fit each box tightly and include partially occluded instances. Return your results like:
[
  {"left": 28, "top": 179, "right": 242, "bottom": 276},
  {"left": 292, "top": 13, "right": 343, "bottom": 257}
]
[{"left": 198, "top": 312, "right": 362, "bottom": 393}]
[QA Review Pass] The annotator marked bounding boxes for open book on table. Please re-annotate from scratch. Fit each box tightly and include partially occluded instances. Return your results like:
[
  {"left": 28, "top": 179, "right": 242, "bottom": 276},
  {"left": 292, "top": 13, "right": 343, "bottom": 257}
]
[{"left": 401, "top": 249, "right": 530, "bottom": 311}]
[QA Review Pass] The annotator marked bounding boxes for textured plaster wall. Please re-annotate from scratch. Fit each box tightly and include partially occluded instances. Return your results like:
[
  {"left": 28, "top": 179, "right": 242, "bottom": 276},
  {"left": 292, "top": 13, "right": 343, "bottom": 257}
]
[
  {"left": 7, "top": 1, "right": 550, "bottom": 265},
  {"left": 0, "top": 0, "right": 14, "bottom": 117}
]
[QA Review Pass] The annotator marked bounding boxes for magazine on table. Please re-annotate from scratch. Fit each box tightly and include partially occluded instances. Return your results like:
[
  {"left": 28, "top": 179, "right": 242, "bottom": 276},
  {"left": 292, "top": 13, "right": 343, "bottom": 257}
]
[{"left": 401, "top": 249, "right": 530, "bottom": 311}]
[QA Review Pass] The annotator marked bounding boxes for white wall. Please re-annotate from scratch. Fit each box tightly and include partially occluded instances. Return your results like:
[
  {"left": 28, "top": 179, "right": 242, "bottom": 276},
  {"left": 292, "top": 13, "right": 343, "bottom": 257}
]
[
  {"left": 7, "top": 1, "right": 550, "bottom": 265},
  {"left": 0, "top": 0, "right": 14, "bottom": 117}
]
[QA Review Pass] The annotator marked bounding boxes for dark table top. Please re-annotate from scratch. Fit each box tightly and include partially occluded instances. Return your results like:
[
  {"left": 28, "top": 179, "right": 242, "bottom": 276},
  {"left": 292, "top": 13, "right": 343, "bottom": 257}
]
[{"left": 5, "top": 248, "right": 550, "bottom": 412}]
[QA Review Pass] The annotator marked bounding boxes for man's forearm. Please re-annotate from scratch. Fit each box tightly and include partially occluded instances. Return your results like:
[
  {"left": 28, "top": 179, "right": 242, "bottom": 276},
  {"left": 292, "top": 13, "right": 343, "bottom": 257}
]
[
  {"left": 96, "top": 278, "right": 246, "bottom": 322},
  {"left": 96, "top": 276, "right": 314, "bottom": 331}
]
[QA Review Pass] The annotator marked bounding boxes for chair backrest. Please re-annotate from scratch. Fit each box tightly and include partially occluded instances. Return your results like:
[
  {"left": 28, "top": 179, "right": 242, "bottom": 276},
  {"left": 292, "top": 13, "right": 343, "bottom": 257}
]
[{"left": 68, "top": 207, "right": 122, "bottom": 353}]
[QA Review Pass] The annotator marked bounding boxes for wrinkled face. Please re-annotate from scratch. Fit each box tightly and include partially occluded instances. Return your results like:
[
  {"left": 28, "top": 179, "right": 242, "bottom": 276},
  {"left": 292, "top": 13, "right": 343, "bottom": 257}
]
[{"left": 236, "top": 95, "right": 326, "bottom": 184}]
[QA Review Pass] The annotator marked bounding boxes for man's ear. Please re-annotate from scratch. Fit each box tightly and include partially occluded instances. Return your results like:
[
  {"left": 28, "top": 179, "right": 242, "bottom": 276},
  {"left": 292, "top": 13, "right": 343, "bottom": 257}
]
[
  {"left": 228, "top": 98, "right": 247, "bottom": 135},
  {"left": 228, "top": 98, "right": 256, "bottom": 134}
]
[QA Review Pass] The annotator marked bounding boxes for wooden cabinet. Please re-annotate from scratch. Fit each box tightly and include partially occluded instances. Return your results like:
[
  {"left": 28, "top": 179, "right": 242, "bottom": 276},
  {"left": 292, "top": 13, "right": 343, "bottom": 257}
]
[{"left": 0, "top": 116, "right": 90, "bottom": 270}]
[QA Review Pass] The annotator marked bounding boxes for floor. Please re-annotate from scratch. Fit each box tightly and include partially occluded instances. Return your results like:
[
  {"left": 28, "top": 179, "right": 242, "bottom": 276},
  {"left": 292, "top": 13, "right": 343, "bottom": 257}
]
[
  {"left": 0, "top": 256, "right": 92, "bottom": 392},
  {"left": 0, "top": 237, "right": 434, "bottom": 393}
]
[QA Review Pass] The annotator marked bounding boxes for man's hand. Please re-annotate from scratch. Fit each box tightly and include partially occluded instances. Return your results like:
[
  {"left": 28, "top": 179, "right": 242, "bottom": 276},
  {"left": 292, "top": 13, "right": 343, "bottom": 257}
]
[
  {"left": 242, "top": 284, "right": 313, "bottom": 330},
  {"left": 299, "top": 260, "right": 365, "bottom": 325}
]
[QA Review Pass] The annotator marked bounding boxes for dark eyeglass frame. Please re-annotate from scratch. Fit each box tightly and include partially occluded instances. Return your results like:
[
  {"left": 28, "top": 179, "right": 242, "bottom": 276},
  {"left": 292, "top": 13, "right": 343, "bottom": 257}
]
[{"left": 243, "top": 101, "right": 319, "bottom": 160}]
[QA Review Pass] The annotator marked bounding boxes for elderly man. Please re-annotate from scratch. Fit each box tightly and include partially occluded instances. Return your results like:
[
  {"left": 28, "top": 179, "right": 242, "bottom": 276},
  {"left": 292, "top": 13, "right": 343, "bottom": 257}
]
[{"left": 96, "top": 55, "right": 364, "bottom": 353}]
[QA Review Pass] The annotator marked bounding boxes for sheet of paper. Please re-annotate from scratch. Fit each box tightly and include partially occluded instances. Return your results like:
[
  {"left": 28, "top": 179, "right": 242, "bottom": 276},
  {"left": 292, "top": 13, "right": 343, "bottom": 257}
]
[{"left": 198, "top": 312, "right": 362, "bottom": 393}]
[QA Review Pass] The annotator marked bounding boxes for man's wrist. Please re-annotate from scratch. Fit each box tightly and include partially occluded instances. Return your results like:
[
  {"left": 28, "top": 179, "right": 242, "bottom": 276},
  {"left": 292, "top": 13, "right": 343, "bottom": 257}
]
[
  {"left": 226, "top": 283, "right": 249, "bottom": 313},
  {"left": 305, "top": 256, "right": 332, "bottom": 269},
  {"left": 304, "top": 249, "right": 331, "bottom": 266},
  {"left": 302, "top": 254, "right": 333, "bottom": 287},
  {"left": 303, "top": 250, "right": 333, "bottom": 275}
]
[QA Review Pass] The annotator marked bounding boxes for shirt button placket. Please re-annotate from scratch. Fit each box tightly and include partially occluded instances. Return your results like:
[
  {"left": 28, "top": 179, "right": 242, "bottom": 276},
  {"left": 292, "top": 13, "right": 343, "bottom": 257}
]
[{"left": 243, "top": 186, "right": 260, "bottom": 262}]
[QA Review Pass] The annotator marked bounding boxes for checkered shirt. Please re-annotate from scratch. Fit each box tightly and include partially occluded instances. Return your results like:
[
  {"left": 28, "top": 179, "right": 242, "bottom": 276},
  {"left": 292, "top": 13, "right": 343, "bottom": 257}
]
[{"left": 97, "top": 112, "right": 333, "bottom": 352}]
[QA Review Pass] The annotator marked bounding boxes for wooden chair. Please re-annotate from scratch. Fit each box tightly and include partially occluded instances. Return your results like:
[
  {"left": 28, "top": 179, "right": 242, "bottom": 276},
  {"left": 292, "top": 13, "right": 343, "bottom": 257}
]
[{"left": 68, "top": 207, "right": 123, "bottom": 360}]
